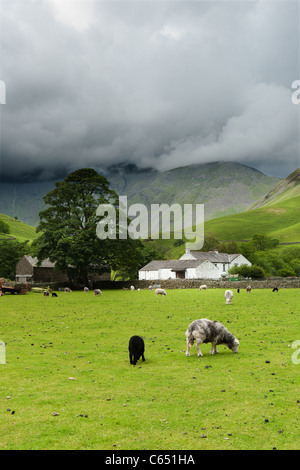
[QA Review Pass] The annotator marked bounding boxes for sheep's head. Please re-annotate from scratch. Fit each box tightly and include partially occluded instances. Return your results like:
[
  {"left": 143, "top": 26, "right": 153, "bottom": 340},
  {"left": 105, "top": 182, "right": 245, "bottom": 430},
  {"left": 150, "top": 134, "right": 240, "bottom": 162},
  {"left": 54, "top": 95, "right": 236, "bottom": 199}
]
[{"left": 230, "top": 338, "right": 239, "bottom": 353}]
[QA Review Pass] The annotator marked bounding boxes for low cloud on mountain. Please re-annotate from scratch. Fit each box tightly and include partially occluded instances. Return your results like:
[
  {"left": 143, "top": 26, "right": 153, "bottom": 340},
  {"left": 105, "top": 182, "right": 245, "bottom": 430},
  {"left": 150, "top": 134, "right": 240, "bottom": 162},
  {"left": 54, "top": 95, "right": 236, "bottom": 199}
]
[{"left": 0, "top": 0, "right": 299, "bottom": 182}]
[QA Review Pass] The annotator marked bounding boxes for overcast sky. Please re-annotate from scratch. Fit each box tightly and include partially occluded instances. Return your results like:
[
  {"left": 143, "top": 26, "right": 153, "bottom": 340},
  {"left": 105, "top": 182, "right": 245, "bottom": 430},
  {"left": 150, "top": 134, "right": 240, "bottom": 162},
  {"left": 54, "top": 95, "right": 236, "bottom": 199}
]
[{"left": 0, "top": 0, "right": 299, "bottom": 182}]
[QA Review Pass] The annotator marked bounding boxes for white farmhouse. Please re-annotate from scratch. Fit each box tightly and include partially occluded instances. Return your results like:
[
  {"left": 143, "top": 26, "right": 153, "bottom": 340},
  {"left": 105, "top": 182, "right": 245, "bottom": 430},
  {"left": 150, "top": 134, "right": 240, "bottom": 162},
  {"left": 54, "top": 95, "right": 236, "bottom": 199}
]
[{"left": 138, "top": 249, "right": 251, "bottom": 281}]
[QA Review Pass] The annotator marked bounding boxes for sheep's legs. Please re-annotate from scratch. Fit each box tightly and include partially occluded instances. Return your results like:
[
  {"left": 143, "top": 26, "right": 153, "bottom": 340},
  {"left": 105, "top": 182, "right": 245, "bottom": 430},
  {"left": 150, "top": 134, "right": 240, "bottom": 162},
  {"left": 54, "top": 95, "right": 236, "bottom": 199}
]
[
  {"left": 196, "top": 340, "right": 203, "bottom": 357},
  {"left": 186, "top": 338, "right": 203, "bottom": 357},
  {"left": 130, "top": 353, "right": 145, "bottom": 365},
  {"left": 210, "top": 343, "right": 218, "bottom": 355},
  {"left": 129, "top": 353, "right": 136, "bottom": 365},
  {"left": 186, "top": 340, "right": 192, "bottom": 356}
]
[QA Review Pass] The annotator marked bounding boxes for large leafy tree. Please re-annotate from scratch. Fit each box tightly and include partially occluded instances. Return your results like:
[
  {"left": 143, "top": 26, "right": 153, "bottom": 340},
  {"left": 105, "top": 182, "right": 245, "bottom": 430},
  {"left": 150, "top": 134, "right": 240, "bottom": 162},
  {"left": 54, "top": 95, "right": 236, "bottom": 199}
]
[{"left": 33, "top": 168, "right": 143, "bottom": 284}]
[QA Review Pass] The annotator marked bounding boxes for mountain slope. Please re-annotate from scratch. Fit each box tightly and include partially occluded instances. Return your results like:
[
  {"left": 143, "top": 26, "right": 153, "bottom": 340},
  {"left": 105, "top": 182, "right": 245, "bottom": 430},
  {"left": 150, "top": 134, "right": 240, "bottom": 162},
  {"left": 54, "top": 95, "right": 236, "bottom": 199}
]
[
  {"left": 108, "top": 161, "right": 280, "bottom": 220},
  {"left": 0, "top": 161, "right": 281, "bottom": 226},
  {"left": 247, "top": 168, "right": 300, "bottom": 210},
  {"left": 0, "top": 213, "right": 39, "bottom": 243},
  {"left": 203, "top": 184, "right": 300, "bottom": 244},
  {"left": 0, "top": 180, "right": 57, "bottom": 227}
]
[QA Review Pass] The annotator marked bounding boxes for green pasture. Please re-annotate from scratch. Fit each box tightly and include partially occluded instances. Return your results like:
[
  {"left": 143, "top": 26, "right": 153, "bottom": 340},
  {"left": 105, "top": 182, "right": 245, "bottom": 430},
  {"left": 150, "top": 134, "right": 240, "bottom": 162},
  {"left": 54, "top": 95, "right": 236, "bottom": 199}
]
[
  {"left": 203, "top": 195, "right": 300, "bottom": 243},
  {"left": 0, "top": 288, "right": 299, "bottom": 450}
]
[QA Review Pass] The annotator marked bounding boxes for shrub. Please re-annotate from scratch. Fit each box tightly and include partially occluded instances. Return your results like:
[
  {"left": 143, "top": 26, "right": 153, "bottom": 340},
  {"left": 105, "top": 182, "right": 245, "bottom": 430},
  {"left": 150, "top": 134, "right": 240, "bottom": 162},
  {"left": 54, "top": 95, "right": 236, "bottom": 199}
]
[
  {"left": 229, "top": 264, "right": 265, "bottom": 279},
  {"left": 0, "top": 219, "right": 10, "bottom": 234},
  {"left": 278, "top": 267, "right": 296, "bottom": 277},
  {"left": 248, "top": 264, "right": 266, "bottom": 279}
]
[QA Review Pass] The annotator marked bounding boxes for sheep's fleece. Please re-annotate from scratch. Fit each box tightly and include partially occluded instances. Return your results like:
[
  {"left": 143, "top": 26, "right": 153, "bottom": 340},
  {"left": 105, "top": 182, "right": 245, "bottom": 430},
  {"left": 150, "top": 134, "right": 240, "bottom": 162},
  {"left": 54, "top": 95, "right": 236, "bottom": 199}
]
[
  {"left": 128, "top": 335, "right": 145, "bottom": 365},
  {"left": 185, "top": 318, "right": 239, "bottom": 356}
]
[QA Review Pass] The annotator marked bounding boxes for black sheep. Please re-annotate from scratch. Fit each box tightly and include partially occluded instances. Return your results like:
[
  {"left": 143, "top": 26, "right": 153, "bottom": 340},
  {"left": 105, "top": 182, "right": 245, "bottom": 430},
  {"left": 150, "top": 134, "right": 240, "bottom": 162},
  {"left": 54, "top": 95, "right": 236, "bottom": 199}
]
[
  {"left": 272, "top": 287, "right": 279, "bottom": 292},
  {"left": 128, "top": 336, "right": 145, "bottom": 365}
]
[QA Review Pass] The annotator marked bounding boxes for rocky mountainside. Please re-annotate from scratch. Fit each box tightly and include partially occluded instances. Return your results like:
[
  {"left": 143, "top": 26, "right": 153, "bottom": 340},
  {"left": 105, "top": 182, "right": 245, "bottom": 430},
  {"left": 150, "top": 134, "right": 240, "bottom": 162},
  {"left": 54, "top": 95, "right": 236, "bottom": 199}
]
[{"left": 0, "top": 161, "right": 281, "bottom": 226}]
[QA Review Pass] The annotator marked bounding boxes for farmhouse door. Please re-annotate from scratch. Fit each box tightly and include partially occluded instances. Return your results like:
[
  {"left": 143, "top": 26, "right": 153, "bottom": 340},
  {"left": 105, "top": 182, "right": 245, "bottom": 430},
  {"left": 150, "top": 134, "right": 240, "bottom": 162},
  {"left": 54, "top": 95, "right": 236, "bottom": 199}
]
[{"left": 176, "top": 271, "right": 185, "bottom": 279}]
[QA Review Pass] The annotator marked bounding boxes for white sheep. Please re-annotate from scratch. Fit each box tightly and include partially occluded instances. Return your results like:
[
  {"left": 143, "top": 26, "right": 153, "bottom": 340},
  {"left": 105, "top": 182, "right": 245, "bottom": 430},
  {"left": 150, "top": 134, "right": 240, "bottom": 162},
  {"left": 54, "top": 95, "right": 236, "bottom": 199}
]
[
  {"left": 224, "top": 289, "right": 233, "bottom": 304},
  {"left": 94, "top": 289, "right": 102, "bottom": 296},
  {"left": 155, "top": 288, "right": 167, "bottom": 296},
  {"left": 64, "top": 287, "right": 72, "bottom": 293},
  {"left": 130, "top": 285, "right": 135, "bottom": 291},
  {"left": 84, "top": 287, "right": 89, "bottom": 293},
  {"left": 246, "top": 285, "right": 252, "bottom": 293},
  {"left": 199, "top": 285, "right": 207, "bottom": 290}
]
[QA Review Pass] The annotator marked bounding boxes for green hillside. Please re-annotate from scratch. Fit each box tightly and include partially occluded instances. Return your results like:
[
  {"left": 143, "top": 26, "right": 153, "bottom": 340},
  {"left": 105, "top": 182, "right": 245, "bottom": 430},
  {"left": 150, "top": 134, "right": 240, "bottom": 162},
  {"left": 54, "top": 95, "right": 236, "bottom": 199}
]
[
  {"left": 248, "top": 168, "right": 300, "bottom": 209},
  {"left": 203, "top": 194, "right": 300, "bottom": 243},
  {"left": 152, "top": 168, "right": 300, "bottom": 259},
  {"left": 0, "top": 213, "right": 39, "bottom": 243}
]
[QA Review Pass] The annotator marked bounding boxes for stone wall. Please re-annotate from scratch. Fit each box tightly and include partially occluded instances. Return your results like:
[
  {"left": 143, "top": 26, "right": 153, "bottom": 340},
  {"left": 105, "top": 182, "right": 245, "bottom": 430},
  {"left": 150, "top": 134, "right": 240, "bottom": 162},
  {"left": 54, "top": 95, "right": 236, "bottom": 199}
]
[
  {"left": 30, "top": 277, "right": 299, "bottom": 290},
  {"left": 93, "top": 277, "right": 300, "bottom": 290}
]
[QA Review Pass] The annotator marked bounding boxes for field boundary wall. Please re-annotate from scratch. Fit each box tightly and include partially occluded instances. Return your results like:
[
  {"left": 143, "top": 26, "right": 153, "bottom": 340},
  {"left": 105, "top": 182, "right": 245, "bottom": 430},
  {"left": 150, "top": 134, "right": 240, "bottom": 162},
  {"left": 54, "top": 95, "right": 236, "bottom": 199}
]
[{"left": 30, "top": 277, "right": 299, "bottom": 290}]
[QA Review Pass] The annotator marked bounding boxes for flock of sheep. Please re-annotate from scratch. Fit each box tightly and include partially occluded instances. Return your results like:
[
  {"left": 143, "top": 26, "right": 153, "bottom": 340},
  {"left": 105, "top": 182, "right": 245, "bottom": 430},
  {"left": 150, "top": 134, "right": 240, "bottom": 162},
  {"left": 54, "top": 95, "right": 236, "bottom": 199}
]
[
  {"left": 43, "top": 282, "right": 279, "bottom": 366},
  {"left": 128, "top": 284, "right": 248, "bottom": 366}
]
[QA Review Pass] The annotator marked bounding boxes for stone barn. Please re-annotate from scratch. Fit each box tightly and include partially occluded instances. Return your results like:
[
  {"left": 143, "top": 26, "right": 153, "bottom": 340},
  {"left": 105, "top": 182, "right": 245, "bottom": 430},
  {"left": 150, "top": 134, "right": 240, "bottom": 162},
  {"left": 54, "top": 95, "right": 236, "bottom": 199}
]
[{"left": 16, "top": 255, "right": 111, "bottom": 284}]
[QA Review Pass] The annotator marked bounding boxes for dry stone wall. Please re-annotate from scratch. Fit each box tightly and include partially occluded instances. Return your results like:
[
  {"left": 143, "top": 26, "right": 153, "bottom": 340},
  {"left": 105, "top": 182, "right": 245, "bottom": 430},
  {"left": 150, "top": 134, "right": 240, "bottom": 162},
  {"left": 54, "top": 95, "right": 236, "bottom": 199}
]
[
  {"left": 93, "top": 277, "right": 299, "bottom": 290},
  {"left": 31, "top": 277, "right": 299, "bottom": 291}
]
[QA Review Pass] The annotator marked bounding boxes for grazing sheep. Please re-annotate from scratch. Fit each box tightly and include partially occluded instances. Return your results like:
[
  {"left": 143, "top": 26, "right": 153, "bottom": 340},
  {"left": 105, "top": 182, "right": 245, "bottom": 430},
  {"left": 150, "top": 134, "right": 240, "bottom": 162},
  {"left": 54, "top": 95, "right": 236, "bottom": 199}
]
[
  {"left": 94, "top": 289, "right": 102, "bottom": 296},
  {"left": 148, "top": 285, "right": 154, "bottom": 290},
  {"left": 272, "top": 287, "right": 279, "bottom": 292},
  {"left": 246, "top": 285, "right": 252, "bottom": 293},
  {"left": 185, "top": 318, "right": 239, "bottom": 357},
  {"left": 128, "top": 335, "right": 145, "bottom": 365},
  {"left": 237, "top": 288, "right": 240, "bottom": 293},
  {"left": 43, "top": 290, "right": 49, "bottom": 297},
  {"left": 52, "top": 292, "right": 58, "bottom": 297},
  {"left": 84, "top": 287, "right": 89, "bottom": 293},
  {"left": 130, "top": 285, "right": 135, "bottom": 291},
  {"left": 224, "top": 289, "right": 233, "bottom": 304},
  {"left": 155, "top": 288, "right": 167, "bottom": 296},
  {"left": 64, "top": 287, "right": 72, "bottom": 293},
  {"left": 199, "top": 285, "right": 207, "bottom": 290}
]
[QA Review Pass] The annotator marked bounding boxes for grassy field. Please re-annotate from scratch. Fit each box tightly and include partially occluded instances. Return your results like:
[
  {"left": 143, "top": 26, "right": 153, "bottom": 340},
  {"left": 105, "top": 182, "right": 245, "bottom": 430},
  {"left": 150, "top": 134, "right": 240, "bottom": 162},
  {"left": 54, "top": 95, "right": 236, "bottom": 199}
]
[{"left": 0, "top": 288, "right": 299, "bottom": 450}]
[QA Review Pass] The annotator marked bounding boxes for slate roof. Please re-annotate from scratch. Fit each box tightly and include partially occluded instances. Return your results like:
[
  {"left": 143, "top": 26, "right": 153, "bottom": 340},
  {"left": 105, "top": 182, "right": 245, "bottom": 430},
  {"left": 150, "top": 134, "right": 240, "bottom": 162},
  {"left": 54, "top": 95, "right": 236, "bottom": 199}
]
[
  {"left": 187, "top": 251, "right": 240, "bottom": 263},
  {"left": 24, "top": 255, "right": 56, "bottom": 268},
  {"left": 140, "top": 252, "right": 242, "bottom": 271},
  {"left": 139, "top": 259, "right": 206, "bottom": 271},
  {"left": 24, "top": 255, "right": 109, "bottom": 271}
]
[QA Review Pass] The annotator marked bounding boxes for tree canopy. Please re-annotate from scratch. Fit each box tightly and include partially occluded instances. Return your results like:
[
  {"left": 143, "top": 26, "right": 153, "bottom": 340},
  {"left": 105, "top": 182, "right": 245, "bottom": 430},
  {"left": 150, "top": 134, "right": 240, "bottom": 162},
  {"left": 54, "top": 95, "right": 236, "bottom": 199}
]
[
  {"left": 0, "top": 239, "right": 29, "bottom": 280},
  {"left": 33, "top": 168, "right": 144, "bottom": 284}
]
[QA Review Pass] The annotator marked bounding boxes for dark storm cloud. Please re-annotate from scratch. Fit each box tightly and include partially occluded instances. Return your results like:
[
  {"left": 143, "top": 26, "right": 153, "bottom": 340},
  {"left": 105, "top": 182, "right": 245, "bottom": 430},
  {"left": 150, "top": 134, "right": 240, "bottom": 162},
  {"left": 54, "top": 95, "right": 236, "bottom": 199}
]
[{"left": 0, "top": 0, "right": 299, "bottom": 182}]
